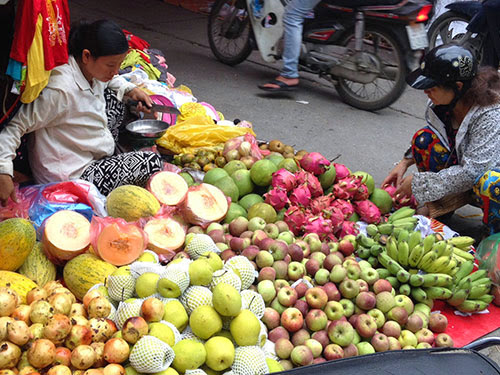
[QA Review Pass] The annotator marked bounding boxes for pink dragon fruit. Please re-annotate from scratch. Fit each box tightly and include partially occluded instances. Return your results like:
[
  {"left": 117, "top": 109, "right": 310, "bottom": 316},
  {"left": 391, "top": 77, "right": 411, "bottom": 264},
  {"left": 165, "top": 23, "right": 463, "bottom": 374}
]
[
  {"left": 310, "top": 194, "right": 333, "bottom": 215},
  {"left": 333, "top": 163, "right": 351, "bottom": 180},
  {"left": 330, "top": 199, "right": 354, "bottom": 219},
  {"left": 300, "top": 152, "right": 330, "bottom": 175},
  {"left": 289, "top": 185, "right": 312, "bottom": 207},
  {"left": 332, "top": 175, "right": 362, "bottom": 200},
  {"left": 332, "top": 183, "right": 352, "bottom": 200},
  {"left": 307, "top": 174, "right": 323, "bottom": 198},
  {"left": 394, "top": 194, "right": 418, "bottom": 209},
  {"left": 353, "top": 183, "right": 370, "bottom": 201},
  {"left": 284, "top": 206, "right": 306, "bottom": 236},
  {"left": 325, "top": 206, "right": 345, "bottom": 233},
  {"left": 354, "top": 200, "right": 382, "bottom": 224},
  {"left": 382, "top": 184, "right": 397, "bottom": 199},
  {"left": 336, "top": 220, "right": 359, "bottom": 238},
  {"left": 264, "top": 187, "right": 289, "bottom": 211},
  {"left": 303, "top": 215, "right": 333, "bottom": 241},
  {"left": 272, "top": 168, "right": 297, "bottom": 192}
]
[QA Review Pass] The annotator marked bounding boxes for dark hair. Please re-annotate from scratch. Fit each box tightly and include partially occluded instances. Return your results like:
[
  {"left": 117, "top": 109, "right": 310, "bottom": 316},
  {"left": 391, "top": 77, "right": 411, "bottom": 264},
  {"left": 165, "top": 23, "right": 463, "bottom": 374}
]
[
  {"left": 68, "top": 19, "right": 129, "bottom": 60},
  {"left": 461, "top": 67, "right": 500, "bottom": 107}
]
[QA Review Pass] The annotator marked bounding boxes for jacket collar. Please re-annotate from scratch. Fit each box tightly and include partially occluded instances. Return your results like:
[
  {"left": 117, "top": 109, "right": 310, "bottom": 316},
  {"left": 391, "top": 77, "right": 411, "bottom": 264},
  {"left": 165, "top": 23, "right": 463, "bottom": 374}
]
[{"left": 70, "top": 56, "right": 94, "bottom": 92}]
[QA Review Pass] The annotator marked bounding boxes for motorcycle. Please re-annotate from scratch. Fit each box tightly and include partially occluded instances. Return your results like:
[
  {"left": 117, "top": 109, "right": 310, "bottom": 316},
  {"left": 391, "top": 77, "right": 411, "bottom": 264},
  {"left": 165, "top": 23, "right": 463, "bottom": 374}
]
[{"left": 208, "top": 0, "right": 433, "bottom": 111}]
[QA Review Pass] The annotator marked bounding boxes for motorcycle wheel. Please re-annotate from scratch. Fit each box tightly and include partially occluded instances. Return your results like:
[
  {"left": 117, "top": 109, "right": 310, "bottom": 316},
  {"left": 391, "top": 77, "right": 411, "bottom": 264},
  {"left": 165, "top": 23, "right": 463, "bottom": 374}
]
[
  {"left": 427, "top": 11, "right": 471, "bottom": 49},
  {"left": 208, "top": 0, "right": 253, "bottom": 66},
  {"left": 334, "top": 26, "right": 407, "bottom": 111}
]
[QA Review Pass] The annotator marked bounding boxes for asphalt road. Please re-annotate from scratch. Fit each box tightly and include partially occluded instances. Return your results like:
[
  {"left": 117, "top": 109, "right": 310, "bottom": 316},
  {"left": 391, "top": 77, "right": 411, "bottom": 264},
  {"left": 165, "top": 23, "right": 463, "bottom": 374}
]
[{"left": 68, "top": 0, "right": 498, "bottom": 359}]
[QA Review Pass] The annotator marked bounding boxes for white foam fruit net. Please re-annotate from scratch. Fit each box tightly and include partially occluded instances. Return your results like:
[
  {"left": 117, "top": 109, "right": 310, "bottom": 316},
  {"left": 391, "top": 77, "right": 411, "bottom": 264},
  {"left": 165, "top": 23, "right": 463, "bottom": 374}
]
[
  {"left": 186, "top": 234, "right": 220, "bottom": 259},
  {"left": 209, "top": 269, "right": 242, "bottom": 291},
  {"left": 262, "top": 340, "right": 278, "bottom": 360},
  {"left": 223, "top": 256, "right": 255, "bottom": 290},
  {"left": 185, "top": 369, "right": 208, "bottom": 375},
  {"left": 106, "top": 274, "right": 136, "bottom": 302},
  {"left": 129, "top": 335, "right": 175, "bottom": 373},
  {"left": 158, "top": 265, "right": 190, "bottom": 298},
  {"left": 180, "top": 286, "right": 213, "bottom": 315},
  {"left": 107, "top": 302, "right": 117, "bottom": 321},
  {"left": 115, "top": 299, "right": 143, "bottom": 329},
  {"left": 159, "top": 320, "right": 182, "bottom": 344},
  {"left": 240, "top": 290, "right": 265, "bottom": 319},
  {"left": 258, "top": 321, "right": 268, "bottom": 347},
  {"left": 130, "top": 261, "right": 165, "bottom": 279},
  {"left": 232, "top": 346, "right": 269, "bottom": 375},
  {"left": 180, "top": 326, "right": 205, "bottom": 343}
]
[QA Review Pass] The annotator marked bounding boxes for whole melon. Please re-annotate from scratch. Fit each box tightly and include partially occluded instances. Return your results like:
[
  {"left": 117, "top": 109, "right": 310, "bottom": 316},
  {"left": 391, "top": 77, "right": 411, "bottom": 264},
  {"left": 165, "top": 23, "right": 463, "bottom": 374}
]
[
  {"left": 18, "top": 242, "right": 57, "bottom": 287},
  {"left": 63, "top": 253, "right": 117, "bottom": 300},
  {"left": 0, "top": 271, "right": 38, "bottom": 303},
  {"left": 0, "top": 218, "right": 36, "bottom": 271},
  {"left": 107, "top": 185, "right": 160, "bottom": 222},
  {"left": 369, "top": 188, "right": 393, "bottom": 214}
]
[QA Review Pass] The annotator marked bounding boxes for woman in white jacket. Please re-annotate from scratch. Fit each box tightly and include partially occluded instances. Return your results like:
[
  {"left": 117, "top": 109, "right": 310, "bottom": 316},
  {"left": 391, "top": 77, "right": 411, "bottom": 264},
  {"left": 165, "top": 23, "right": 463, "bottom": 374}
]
[
  {"left": 0, "top": 20, "right": 160, "bottom": 204},
  {"left": 383, "top": 44, "right": 500, "bottom": 234}
]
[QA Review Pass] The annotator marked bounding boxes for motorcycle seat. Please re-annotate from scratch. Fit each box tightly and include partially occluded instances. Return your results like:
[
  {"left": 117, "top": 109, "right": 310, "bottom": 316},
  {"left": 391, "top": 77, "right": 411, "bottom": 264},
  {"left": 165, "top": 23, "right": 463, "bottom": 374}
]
[{"left": 321, "top": 0, "right": 403, "bottom": 9}]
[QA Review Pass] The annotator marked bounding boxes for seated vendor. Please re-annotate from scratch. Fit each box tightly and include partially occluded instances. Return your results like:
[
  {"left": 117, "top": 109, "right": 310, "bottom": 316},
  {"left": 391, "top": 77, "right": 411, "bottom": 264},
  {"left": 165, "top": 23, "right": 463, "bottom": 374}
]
[
  {"left": 0, "top": 19, "right": 162, "bottom": 205},
  {"left": 382, "top": 44, "right": 500, "bottom": 235}
]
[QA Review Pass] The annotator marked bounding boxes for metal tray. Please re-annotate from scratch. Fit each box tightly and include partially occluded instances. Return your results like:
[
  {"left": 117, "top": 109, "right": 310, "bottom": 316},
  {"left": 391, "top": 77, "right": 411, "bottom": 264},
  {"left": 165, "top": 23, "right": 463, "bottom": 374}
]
[{"left": 275, "top": 338, "right": 500, "bottom": 375}]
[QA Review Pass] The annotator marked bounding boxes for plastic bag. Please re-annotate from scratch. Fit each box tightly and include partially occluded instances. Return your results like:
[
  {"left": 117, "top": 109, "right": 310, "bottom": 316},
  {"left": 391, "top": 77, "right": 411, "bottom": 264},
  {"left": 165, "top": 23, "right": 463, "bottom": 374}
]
[
  {"left": 476, "top": 233, "right": 500, "bottom": 285},
  {"left": 222, "top": 133, "right": 269, "bottom": 161},
  {"left": 0, "top": 184, "right": 39, "bottom": 221}
]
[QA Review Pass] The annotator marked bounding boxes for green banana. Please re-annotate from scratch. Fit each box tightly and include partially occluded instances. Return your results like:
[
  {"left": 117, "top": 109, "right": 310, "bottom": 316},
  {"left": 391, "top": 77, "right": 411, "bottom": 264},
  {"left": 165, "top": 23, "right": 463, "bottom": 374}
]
[
  {"left": 392, "top": 221, "right": 418, "bottom": 231},
  {"left": 366, "top": 224, "right": 379, "bottom": 237},
  {"left": 357, "top": 234, "right": 375, "bottom": 248},
  {"left": 457, "top": 275, "right": 473, "bottom": 289},
  {"left": 427, "top": 255, "right": 452, "bottom": 273},
  {"left": 471, "top": 277, "right": 492, "bottom": 287},
  {"left": 411, "top": 287, "right": 428, "bottom": 303},
  {"left": 454, "top": 260, "right": 474, "bottom": 283},
  {"left": 386, "top": 237, "right": 399, "bottom": 261},
  {"left": 378, "top": 234, "right": 389, "bottom": 246},
  {"left": 376, "top": 268, "right": 391, "bottom": 279},
  {"left": 409, "top": 274, "right": 424, "bottom": 287},
  {"left": 378, "top": 253, "right": 406, "bottom": 276},
  {"left": 391, "top": 217, "right": 419, "bottom": 226},
  {"left": 469, "top": 270, "right": 488, "bottom": 283},
  {"left": 440, "top": 258, "right": 458, "bottom": 275},
  {"left": 408, "top": 231, "right": 422, "bottom": 252},
  {"left": 432, "top": 241, "right": 448, "bottom": 257},
  {"left": 422, "top": 234, "right": 436, "bottom": 253},
  {"left": 442, "top": 244, "right": 453, "bottom": 258},
  {"left": 367, "top": 256, "right": 379, "bottom": 268},
  {"left": 469, "top": 284, "right": 492, "bottom": 299},
  {"left": 397, "top": 230, "right": 410, "bottom": 243},
  {"left": 457, "top": 300, "right": 489, "bottom": 313},
  {"left": 370, "top": 244, "right": 385, "bottom": 257},
  {"left": 408, "top": 244, "right": 424, "bottom": 268},
  {"left": 357, "top": 247, "right": 371, "bottom": 259},
  {"left": 377, "top": 223, "right": 394, "bottom": 235},
  {"left": 392, "top": 227, "right": 403, "bottom": 238},
  {"left": 418, "top": 250, "right": 438, "bottom": 271},
  {"left": 424, "top": 286, "right": 453, "bottom": 300},
  {"left": 476, "top": 294, "right": 494, "bottom": 304},
  {"left": 399, "top": 283, "right": 411, "bottom": 296},
  {"left": 396, "top": 269, "right": 411, "bottom": 283},
  {"left": 422, "top": 273, "right": 453, "bottom": 288},
  {"left": 452, "top": 247, "right": 475, "bottom": 261},
  {"left": 447, "top": 288, "right": 470, "bottom": 306},
  {"left": 447, "top": 236, "right": 475, "bottom": 250},
  {"left": 388, "top": 207, "right": 415, "bottom": 223},
  {"left": 386, "top": 276, "right": 400, "bottom": 288},
  {"left": 397, "top": 240, "right": 410, "bottom": 267}
]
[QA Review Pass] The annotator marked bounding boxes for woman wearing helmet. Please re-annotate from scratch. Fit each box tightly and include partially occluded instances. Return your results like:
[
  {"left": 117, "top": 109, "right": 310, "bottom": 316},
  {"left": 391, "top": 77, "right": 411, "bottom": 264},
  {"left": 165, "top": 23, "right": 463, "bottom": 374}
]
[{"left": 382, "top": 44, "right": 500, "bottom": 234}]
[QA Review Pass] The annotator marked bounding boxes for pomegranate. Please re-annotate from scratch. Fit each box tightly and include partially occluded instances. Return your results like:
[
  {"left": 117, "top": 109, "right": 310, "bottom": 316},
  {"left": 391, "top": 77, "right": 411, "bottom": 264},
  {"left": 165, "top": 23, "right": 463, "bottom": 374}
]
[
  {"left": 87, "top": 297, "right": 111, "bottom": 319},
  {"left": 70, "top": 316, "right": 89, "bottom": 328},
  {"left": 54, "top": 347, "right": 72, "bottom": 366},
  {"left": 69, "top": 304, "right": 87, "bottom": 318},
  {"left": 103, "top": 338, "right": 129, "bottom": 364},
  {"left": 7, "top": 320, "right": 30, "bottom": 346},
  {"left": 0, "top": 317, "right": 13, "bottom": 341},
  {"left": 43, "top": 314, "right": 72, "bottom": 344},
  {"left": 88, "top": 319, "right": 116, "bottom": 343},
  {"left": 26, "top": 288, "right": 47, "bottom": 306},
  {"left": 49, "top": 288, "right": 76, "bottom": 304},
  {"left": 27, "top": 339, "right": 56, "bottom": 369},
  {"left": 0, "top": 370, "right": 16, "bottom": 375},
  {"left": 48, "top": 293, "right": 72, "bottom": 316},
  {"left": 121, "top": 317, "right": 148, "bottom": 344},
  {"left": 83, "top": 370, "right": 103, "bottom": 375},
  {"left": 29, "top": 301, "right": 54, "bottom": 325},
  {"left": 47, "top": 365, "right": 71, "bottom": 375},
  {"left": 64, "top": 325, "right": 92, "bottom": 350},
  {"left": 90, "top": 342, "right": 106, "bottom": 368},
  {"left": 140, "top": 298, "right": 164, "bottom": 322},
  {"left": 11, "top": 305, "right": 31, "bottom": 325},
  {"left": 18, "top": 366, "right": 36, "bottom": 375},
  {"left": 0, "top": 341, "right": 21, "bottom": 368},
  {"left": 43, "top": 281, "right": 64, "bottom": 294},
  {"left": 16, "top": 351, "right": 30, "bottom": 371},
  {"left": 28, "top": 323, "right": 44, "bottom": 343},
  {"left": 82, "top": 290, "right": 104, "bottom": 310},
  {"left": 70, "top": 345, "right": 96, "bottom": 370},
  {"left": 0, "top": 291, "right": 17, "bottom": 317},
  {"left": 103, "top": 364, "right": 125, "bottom": 375}
]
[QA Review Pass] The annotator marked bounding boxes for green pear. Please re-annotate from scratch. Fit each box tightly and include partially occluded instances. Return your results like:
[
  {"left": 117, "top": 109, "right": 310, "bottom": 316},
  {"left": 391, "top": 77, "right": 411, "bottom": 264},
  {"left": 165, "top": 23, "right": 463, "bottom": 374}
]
[
  {"left": 148, "top": 322, "right": 176, "bottom": 346},
  {"left": 172, "top": 339, "right": 207, "bottom": 373},
  {"left": 202, "top": 365, "right": 222, "bottom": 375},
  {"left": 157, "top": 278, "right": 182, "bottom": 298},
  {"left": 214, "top": 330, "right": 234, "bottom": 342},
  {"left": 113, "top": 265, "right": 132, "bottom": 277},
  {"left": 200, "top": 251, "right": 223, "bottom": 271},
  {"left": 163, "top": 300, "right": 188, "bottom": 331},
  {"left": 137, "top": 251, "right": 157, "bottom": 263},
  {"left": 212, "top": 283, "right": 241, "bottom": 317},
  {"left": 135, "top": 272, "right": 160, "bottom": 298},
  {"left": 190, "top": 305, "right": 222, "bottom": 340},
  {"left": 125, "top": 366, "right": 140, "bottom": 375},
  {"left": 266, "top": 358, "right": 284, "bottom": 373},
  {"left": 152, "top": 368, "right": 179, "bottom": 375},
  {"left": 229, "top": 309, "right": 261, "bottom": 346},
  {"left": 189, "top": 259, "right": 214, "bottom": 286},
  {"left": 204, "top": 336, "right": 235, "bottom": 371}
]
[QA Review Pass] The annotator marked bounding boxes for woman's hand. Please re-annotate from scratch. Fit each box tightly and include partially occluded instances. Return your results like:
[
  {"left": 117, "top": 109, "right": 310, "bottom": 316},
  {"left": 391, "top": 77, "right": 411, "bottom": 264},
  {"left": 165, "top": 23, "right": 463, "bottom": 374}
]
[
  {"left": 0, "top": 174, "right": 16, "bottom": 207},
  {"left": 396, "top": 174, "right": 414, "bottom": 199},
  {"left": 381, "top": 158, "right": 414, "bottom": 188},
  {"left": 126, "top": 88, "right": 153, "bottom": 113}
]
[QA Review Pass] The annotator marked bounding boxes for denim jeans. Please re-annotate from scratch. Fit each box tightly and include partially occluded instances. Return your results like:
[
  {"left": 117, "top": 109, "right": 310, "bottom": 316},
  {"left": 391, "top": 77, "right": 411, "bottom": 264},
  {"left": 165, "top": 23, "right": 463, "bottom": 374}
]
[{"left": 281, "top": 0, "right": 321, "bottom": 78}]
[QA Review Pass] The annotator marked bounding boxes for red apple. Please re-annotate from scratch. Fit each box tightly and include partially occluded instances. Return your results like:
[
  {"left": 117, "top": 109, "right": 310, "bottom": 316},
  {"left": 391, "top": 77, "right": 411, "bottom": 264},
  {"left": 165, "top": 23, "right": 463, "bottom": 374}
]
[
  {"left": 281, "top": 307, "right": 304, "bottom": 333},
  {"left": 261, "top": 307, "right": 281, "bottom": 330},
  {"left": 305, "top": 309, "right": 328, "bottom": 332},
  {"left": 355, "top": 314, "right": 377, "bottom": 338},
  {"left": 324, "top": 344, "right": 344, "bottom": 360},
  {"left": 293, "top": 299, "right": 309, "bottom": 317},
  {"left": 277, "top": 286, "right": 299, "bottom": 307},
  {"left": 372, "top": 279, "right": 393, "bottom": 294},
  {"left": 269, "top": 326, "right": 290, "bottom": 343},
  {"left": 291, "top": 328, "right": 310, "bottom": 346},
  {"left": 305, "top": 287, "right": 328, "bottom": 309},
  {"left": 429, "top": 313, "right": 448, "bottom": 333},
  {"left": 322, "top": 282, "right": 341, "bottom": 302}
]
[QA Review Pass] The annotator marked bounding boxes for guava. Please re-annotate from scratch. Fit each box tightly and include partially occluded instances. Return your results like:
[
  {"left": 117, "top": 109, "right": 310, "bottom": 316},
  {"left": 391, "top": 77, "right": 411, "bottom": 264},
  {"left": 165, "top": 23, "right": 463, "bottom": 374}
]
[
  {"left": 224, "top": 203, "right": 247, "bottom": 223},
  {"left": 265, "top": 153, "right": 285, "bottom": 167},
  {"left": 180, "top": 172, "right": 195, "bottom": 187},
  {"left": 213, "top": 176, "right": 239, "bottom": 203},
  {"left": 369, "top": 188, "right": 393, "bottom": 214},
  {"left": 247, "top": 203, "right": 277, "bottom": 223},
  {"left": 277, "top": 158, "right": 299, "bottom": 173},
  {"left": 231, "top": 169, "right": 254, "bottom": 198},
  {"left": 223, "top": 160, "right": 247, "bottom": 176},
  {"left": 250, "top": 160, "right": 277, "bottom": 187},
  {"left": 238, "top": 194, "right": 264, "bottom": 211},
  {"left": 353, "top": 171, "right": 375, "bottom": 195},
  {"left": 319, "top": 164, "right": 337, "bottom": 190},
  {"left": 203, "top": 168, "right": 229, "bottom": 185}
]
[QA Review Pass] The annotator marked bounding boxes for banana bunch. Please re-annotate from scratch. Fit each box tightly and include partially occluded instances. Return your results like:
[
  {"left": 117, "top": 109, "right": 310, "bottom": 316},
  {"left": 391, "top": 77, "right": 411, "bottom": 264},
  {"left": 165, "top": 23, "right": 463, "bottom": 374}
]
[
  {"left": 374, "top": 207, "right": 419, "bottom": 236},
  {"left": 447, "top": 261, "right": 494, "bottom": 313}
]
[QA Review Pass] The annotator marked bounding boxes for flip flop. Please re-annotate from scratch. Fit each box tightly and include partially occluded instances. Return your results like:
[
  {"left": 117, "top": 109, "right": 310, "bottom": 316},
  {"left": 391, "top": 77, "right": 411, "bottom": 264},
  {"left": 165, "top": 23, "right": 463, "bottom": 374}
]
[{"left": 258, "top": 79, "right": 299, "bottom": 92}]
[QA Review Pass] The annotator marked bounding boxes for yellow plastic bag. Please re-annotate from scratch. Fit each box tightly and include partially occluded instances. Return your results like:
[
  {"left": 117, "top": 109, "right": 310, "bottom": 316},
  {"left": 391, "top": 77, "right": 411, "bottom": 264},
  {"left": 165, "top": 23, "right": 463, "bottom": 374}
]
[{"left": 157, "top": 116, "right": 256, "bottom": 155}]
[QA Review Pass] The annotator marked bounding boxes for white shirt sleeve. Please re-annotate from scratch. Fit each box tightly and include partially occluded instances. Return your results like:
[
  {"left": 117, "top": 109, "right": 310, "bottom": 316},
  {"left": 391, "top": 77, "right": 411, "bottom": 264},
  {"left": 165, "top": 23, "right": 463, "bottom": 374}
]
[{"left": 107, "top": 74, "right": 137, "bottom": 101}]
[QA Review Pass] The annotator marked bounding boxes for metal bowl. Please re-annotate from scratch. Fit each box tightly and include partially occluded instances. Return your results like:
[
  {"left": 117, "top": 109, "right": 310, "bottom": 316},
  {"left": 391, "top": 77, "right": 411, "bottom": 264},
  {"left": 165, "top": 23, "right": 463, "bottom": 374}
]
[{"left": 125, "top": 119, "right": 170, "bottom": 139}]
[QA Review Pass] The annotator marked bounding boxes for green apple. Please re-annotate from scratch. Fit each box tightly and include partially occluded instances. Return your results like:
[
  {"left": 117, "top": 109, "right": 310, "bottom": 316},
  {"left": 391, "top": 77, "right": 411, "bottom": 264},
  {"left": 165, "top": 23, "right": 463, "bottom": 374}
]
[
  {"left": 189, "top": 259, "right": 214, "bottom": 286},
  {"left": 356, "top": 342, "right": 375, "bottom": 355},
  {"left": 163, "top": 300, "right": 188, "bottom": 331},
  {"left": 135, "top": 272, "right": 160, "bottom": 298},
  {"left": 212, "top": 283, "right": 242, "bottom": 316},
  {"left": 204, "top": 336, "right": 235, "bottom": 371},
  {"left": 257, "top": 280, "right": 276, "bottom": 303},
  {"left": 277, "top": 231, "right": 294, "bottom": 245}
]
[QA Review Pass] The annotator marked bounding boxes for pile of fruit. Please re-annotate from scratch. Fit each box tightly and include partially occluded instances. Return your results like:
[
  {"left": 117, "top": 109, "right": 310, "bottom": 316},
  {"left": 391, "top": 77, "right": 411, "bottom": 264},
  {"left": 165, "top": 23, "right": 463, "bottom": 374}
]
[{"left": 0, "top": 135, "right": 498, "bottom": 375}]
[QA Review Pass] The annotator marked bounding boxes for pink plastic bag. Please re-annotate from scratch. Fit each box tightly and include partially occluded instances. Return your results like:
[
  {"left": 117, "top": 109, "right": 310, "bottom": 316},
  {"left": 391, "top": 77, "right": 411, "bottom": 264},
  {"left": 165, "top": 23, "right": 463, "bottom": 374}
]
[
  {"left": 0, "top": 184, "right": 38, "bottom": 221},
  {"left": 222, "top": 134, "right": 268, "bottom": 161}
]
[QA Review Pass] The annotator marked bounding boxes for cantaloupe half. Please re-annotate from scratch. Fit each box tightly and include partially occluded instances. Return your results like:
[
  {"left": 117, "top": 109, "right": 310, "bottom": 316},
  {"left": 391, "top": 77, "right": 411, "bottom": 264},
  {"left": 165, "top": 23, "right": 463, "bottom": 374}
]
[
  {"left": 144, "top": 217, "right": 186, "bottom": 254},
  {"left": 182, "top": 183, "right": 228, "bottom": 227},
  {"left": 96, "top": 223, "right": 145, "bottom": 266},
  {"left": 147, "top": 171, "right": 189, "bottom": 206},
  {"left": 42, "top": 210, "right": 91, "bottom": 264}
]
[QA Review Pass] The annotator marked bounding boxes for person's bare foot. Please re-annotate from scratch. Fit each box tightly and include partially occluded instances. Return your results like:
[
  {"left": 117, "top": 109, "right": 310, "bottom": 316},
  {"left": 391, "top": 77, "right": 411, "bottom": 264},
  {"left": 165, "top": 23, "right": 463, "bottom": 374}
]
[{"left": 259, "top": 76, "right": 299, "bottom": 91}]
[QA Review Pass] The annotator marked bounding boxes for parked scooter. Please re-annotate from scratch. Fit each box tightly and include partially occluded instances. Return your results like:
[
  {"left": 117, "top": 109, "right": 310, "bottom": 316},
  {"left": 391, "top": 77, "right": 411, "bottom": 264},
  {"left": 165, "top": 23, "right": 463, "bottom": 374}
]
[{"left": 208, "top": 0, "right": 433, "bottom": 111}]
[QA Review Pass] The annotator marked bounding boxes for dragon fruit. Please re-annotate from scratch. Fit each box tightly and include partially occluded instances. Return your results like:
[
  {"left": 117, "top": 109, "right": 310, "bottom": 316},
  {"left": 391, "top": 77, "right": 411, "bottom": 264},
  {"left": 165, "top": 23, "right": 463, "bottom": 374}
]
[
  {"left": 354, "top": 200, "right": 382, "bottom": 224},
  {"left": 336, "top": 220, "right": 359, "bottom": 238},
  {"left": 284, "top": 206, "right": 306, "bottom": 236},
  {"left": 353, "top": 183, "right": 370, "bottom": 201},
  {"left": 303, "top": 215, "right": 333, "bottom": 241},
  {"left": 264, "top": 187, "right": 289, "bottom": 210},
  {"left": 325, "top": 206, "right": 345, "bottom": 232},
  {"left": 310, "top": 194, "right": 333, "bottom": 215},
  {"left": 333, "top": 163, "right": 351, "bottom": 180},
  {"left": 307, "top": 174, "right": 323, "bottom": 198},
  {"left": 289, "top": 185, "right": 312, "bottom": 207},
  {"left": 300, "top": 152, "right": 330, "bottom": 175},
  {"left": 332, "top": 176, "right": 362, "bottom": 200},
  {"left": 382, "top": 184, "right": 417, "bottom": 209},
  {"left": 382, "top": 184, "right": 397, "bottom": 199},
  {"left": 331, "top": 199, "right": 354, "bottom": 219},
  {"left": 272, "top": 168, "right": 297, "bottom": 192}
]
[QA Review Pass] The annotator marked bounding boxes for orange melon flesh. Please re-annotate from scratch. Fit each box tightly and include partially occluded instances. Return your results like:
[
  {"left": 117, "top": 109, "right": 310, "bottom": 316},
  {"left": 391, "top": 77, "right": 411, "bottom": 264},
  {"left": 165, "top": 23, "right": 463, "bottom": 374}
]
[
  {"left": 148, "top": 171, "right": 189, "bottom": 206},
  {"left": 182, "top": 183, "right": 228, "bottom": 226},
  {"left": 96, "top": 223, "right": 145, "bottom": 266},
  {"left": 144, "top": 217, "right": 186, "bottom": 254},
  {"left": 42, "top": 210, "right": 91, "bottom": 264}
]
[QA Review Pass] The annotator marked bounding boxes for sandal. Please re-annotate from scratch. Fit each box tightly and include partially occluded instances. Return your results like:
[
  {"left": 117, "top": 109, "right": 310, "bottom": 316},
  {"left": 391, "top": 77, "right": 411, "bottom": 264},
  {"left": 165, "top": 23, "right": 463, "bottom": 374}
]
[{"left": 258, "top": 79, "right": 299, "bottom": 92}]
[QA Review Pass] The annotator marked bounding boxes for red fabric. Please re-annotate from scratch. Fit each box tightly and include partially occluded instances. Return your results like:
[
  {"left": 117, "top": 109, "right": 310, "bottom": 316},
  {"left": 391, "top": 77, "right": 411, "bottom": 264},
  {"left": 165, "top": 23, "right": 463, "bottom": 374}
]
[
  {"left": 123, "top": 29, "right": 150, "bottom": 51},
  {"left": 10, "top": 0, "right": 70, "bottom": 70},
  {"left": 434, "top": 300, "right": 500, "bottom": 347}
]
